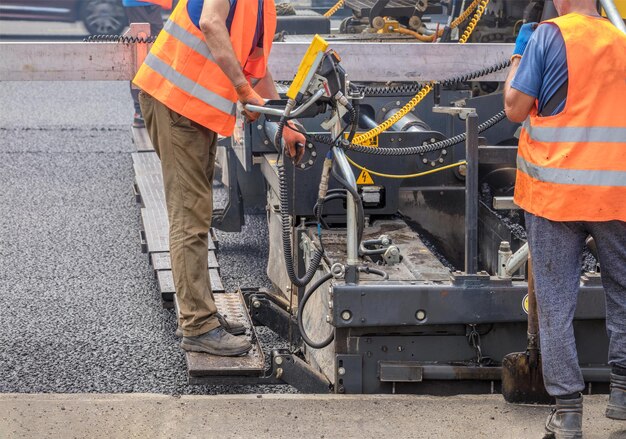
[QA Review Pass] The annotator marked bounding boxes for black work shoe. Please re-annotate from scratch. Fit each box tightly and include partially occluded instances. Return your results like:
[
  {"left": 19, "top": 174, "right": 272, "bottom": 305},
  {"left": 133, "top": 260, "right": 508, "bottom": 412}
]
[
  {"left": 133, "top": 112, "right": 145, "bottom": 128},
  {"left": 545, "top": 395, "right": 583, "bottom": 439},
  {"left": 180, "top": 326, "right": 252, "bottom": 356},
  {"left": 175, "top": 313, "right": 246, "bottom": 338},
  {"left": 606, "top": 373, "right": 626, "bottom": 420},
  {"left": 216, "top": 312, "right": 246, "bottom": 336}
]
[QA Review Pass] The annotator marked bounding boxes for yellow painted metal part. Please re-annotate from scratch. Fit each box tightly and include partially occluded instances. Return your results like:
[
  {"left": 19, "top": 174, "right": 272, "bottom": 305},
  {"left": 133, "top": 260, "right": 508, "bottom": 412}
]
[{"left": 286, "top": 35, "right": 329, "bottom": 100}]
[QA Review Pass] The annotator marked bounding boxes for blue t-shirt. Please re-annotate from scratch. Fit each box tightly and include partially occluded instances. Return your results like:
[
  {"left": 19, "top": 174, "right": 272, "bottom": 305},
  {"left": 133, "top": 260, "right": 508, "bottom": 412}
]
[
  {"left": 511, "top": 23, "right": 568, "bottom": 116},
  {"left": 187, "top": 0, "right": 264, "bottom": 49}
]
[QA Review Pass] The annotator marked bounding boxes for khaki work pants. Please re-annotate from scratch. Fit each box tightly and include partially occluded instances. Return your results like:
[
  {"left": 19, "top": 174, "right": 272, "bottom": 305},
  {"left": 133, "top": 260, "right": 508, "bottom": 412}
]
[{"left": 139, "top": 91, "right": 220, "bottom": 337}]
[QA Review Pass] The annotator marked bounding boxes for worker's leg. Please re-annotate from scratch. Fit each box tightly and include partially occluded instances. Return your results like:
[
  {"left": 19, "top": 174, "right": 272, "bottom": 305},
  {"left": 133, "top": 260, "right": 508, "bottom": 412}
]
[
  {"left": 525, "top": 212, "right": 587, "bottom": 396},
  {"left": 125, "top": 5, "right": 164, "bottom": 124},
  {"left": 139, "top": 92, "right": 219, "bottom": 337},
  {"left": 587, "top": 221, "right": 626, "bottom": 370}
]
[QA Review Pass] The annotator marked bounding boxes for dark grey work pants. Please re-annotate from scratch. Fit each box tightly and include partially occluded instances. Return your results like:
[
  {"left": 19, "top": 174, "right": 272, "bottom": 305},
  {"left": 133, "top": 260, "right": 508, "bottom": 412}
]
[
  {"left": 525, "top": 212, "right": 626, "bottom": 396},
  {"left": 124, "top": 5, "right": 164, "bottom": 114}
]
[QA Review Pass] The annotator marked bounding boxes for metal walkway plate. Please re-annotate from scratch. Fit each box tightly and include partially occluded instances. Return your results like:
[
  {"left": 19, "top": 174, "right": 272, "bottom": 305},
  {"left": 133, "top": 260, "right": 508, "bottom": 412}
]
[
  {"left": 132, "top": 126, "right": 155, "bottom": 152},
  {"left": 151, "top": 251, "right": 219, "bottom": 272},
  {"left": 157, "top": 270, "right": 224, "bottom": 302},
  {"left": 135, "top": 174, "right": 166, "bottom": 210},
  {"left": 174, "top": 291, "right": 265, "bottom": 377},
  {"left": 132, "top": 152, "right": 161, "bottom": 176},
  {"left": 140, "top": 208, "right": 217, "bottom": 254}
]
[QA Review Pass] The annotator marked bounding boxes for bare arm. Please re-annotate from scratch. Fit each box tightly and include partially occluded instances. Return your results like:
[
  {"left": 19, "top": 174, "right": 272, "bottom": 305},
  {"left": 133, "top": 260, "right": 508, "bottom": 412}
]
[
  {"left": 253, "top": 69, "right": 280, "bottom": 100},
  {"left": 199, "top": 0, "right": 246, "bottom": 87},
  {"left": 503, "top": 57, "right": 536, "bottom": 123}
]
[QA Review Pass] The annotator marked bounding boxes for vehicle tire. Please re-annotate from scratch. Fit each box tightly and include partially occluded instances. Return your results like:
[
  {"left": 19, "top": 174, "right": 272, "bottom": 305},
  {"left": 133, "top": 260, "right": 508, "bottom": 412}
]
[{"left": 80, "top": 0, "right": 128, "bottom": 35}]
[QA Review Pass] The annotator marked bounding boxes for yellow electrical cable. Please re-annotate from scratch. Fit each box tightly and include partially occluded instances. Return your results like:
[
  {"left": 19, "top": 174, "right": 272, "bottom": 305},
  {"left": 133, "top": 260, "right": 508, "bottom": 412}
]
[
  {"left": 346, "top": 155, "right": 467, "bottom": 179},
  {"left": 353, "top": 83, "right": 434, "bottom": 144},
  {"left": 458, "top": 0, "right": 490, "bottom": 43},
  {"left": 324, "top": 0, "right": 344, "bottom": 18},
  {"left": 351, "top": 0, "right": 489, "bottom": 147}
]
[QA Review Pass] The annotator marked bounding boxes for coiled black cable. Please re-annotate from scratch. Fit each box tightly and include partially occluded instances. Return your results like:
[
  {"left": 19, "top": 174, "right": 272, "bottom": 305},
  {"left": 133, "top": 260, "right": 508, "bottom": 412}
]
[
  {"left": 355, "top": 59, "right": 512, "bottom": 96},
  {"left": 83, "top": 34, "right": 156, "bottom": 43},
  {"left": 278, "top": 163, "right": 324, "bottom": 287},
  {"left": 310, "top": 109, "right": 506, "bottom": 156}
]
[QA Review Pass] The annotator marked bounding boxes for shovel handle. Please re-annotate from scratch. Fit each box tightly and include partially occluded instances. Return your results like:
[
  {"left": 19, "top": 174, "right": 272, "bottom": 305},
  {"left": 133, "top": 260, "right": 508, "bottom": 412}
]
[{"left": 527, "top": 256, "right": 539, "bottom": 344}]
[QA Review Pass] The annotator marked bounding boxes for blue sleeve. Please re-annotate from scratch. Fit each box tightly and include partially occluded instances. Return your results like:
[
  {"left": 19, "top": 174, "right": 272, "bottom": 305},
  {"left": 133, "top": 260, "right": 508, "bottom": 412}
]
[
  {"left": 510, "top": 25, "right": 547, "bottom": 99},
  {"left": 511, "top": 24, "right": 568, "bottom": 115}
]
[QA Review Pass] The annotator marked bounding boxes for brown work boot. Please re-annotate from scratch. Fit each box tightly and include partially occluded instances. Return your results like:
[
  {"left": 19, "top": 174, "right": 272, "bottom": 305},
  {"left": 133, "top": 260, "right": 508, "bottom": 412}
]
[
  {"left": 606, "top": 373, "right": 626, "bottom": 420},
  {"left": 175, "top": 313, "right": 245, "bottom": 337},
  {"left": 180, "top": 326, "right": 252, "bottom": 356},
  {"left": 544, "top": 395, "right": 583, "bottom": 439}
]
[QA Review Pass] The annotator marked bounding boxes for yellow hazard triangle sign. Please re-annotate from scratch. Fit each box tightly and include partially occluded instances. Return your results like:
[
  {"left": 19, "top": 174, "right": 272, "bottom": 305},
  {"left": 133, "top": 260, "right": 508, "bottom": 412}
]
[{"left": 356, "top": 169, "right": 374, "bottom": 185}]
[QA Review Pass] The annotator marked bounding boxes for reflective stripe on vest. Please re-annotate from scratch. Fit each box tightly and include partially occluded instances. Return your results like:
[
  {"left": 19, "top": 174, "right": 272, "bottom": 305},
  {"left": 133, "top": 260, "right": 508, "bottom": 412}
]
[
  {"left": 517, "top": 155, "right": 626, "bottom": 187},
  {"left": 522, "top": 120, "right": 626, "bottom": 143},
  {"left": 513, "top": 13, "right": 626, "bottom": 221},
  {"left": 144, "top": 53, "right": 236, "bottom": 116}
]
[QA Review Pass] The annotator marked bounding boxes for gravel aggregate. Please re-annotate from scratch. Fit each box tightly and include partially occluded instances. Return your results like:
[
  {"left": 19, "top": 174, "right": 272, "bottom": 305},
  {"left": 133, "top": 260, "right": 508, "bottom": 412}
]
[{"left": 0, "top": 82, "right": 292, "bottom": 394}]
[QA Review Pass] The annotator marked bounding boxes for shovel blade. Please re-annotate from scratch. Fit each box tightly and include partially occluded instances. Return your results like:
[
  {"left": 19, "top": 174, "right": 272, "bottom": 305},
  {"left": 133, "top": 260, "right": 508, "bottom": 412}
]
[{"left": 501, "top": 351, "right": 553, "bottom": 404}]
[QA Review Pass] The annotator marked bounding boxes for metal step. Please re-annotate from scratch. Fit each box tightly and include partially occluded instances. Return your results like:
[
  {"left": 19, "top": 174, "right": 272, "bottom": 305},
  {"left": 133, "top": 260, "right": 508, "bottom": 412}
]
[
  {"left": 151, "top": 251, "right": 219, "bottom": 273},
  {"left": 140, "top": 208, "right": 217, "bottom": 254},
  {"left": 174, "top": 291, "right": 265, "bottom": 378},
  {"left": 157, "top": 269, "right": 224, "bottom": 303},
  {"left": 134, "top": 174, "right": 166, "bottom": 210},
  {"left": 132, "top": 126, "right": 155, "bottom": 152},
  {"left": 132, "top": 151, "right": 161, "bottom": 177}
]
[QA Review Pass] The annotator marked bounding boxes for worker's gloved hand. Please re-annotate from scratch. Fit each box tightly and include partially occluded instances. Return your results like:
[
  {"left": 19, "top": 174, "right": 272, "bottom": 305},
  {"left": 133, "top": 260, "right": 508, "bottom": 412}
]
[
  {"left": 512, "top": 22, "right": 538, "bottom": 58},
  {"left": 282, "top": 120, "right": 306, "bottom": 164},
  {"left": 235, "top": 82, "right": 265, "bottom": 122}
]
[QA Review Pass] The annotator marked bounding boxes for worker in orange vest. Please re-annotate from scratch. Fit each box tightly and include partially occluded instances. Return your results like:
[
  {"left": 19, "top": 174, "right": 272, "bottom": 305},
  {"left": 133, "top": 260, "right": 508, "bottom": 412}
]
[
  {"left": 504, "top": 0, "right": 626, "bottom": 436},
  {"left": 133, "top": 0, "right": 305, "bottom": 357},
  {"left": 123, "top": 0, "right": 171, "bottom": 127}
]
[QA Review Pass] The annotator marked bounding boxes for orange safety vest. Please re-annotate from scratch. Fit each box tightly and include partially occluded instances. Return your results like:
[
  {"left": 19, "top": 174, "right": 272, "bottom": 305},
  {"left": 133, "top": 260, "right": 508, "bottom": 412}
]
[
  {"left": 143, "top": 0, "right": 173, "bottom": 9},
  {"left": 514, "top": 13, "right": 626, "bottom": 222},
  {"left": 133, "top": 0, "right": 276, "bottom": 136}
]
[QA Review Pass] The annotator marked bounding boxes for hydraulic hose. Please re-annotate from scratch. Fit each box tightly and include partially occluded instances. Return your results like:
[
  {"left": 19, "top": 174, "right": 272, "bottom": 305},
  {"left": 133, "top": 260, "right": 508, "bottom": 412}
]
[
  {"left": 297, "top": 267, "right": 388, "bottom": 349},
  {"left": 331, "top": 164, "right": 365, "bottom": 245},
  {"left": 298, "top": 272, "right": 335, "bottom": 349},
  {"left": 311, "top": 109, "right": 506, "bottom": 156}
]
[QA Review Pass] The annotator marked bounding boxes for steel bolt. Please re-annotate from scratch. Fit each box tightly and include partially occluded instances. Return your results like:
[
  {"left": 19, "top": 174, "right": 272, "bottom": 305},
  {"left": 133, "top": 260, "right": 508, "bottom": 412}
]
[
  {"left": 308, "top": 160, "right": 314, "bottom": 165},
  {"left": 458, "top": 164, "right": 467, "bottom": 176},
  {"left": 430, "top": 161, "right": 436, "bottom": 167},
  {"left": 442, "top": 149, "right": 447, "bottom": 155},
  {"left": 264, "top": 140, "right": 269, "bottom": 145},
  {"left": 338, "top": 367, "right": 346, "bottom": 376},
  {"left": 252, "top": 300, "right": 261, "bottom": 309},
  {"left": 326, "top": 315, "right": 331, "bottom": 323},
  {"left": 308, "top": 143, "right": 313, "bottom": 148},
  {"left": 422, "top": 158, "right": 428, "bottom": 164},
  {"left": 396, "top": 101, "right": 401, "bottom": 106},
  {"left": 300, "top": 163, "right": 306, "bottom": 169},
  {"left": 397, "top": 346, "right": 404, "bottom": 352},
  {"left": 257, "top": 124, "right": 262, "bottom": 130},
  {"left": 311, "top": 151, "right": 317, "bottom": 157},
  {"left": 439, "top": 158, "right": 444, "bottom": 163},
  {"left": 275, "top": 356, "right": 283, "bottom": 365},
  {"left": 341, "top": 310, "right": 352, "bottom": 321},
  {"left": 416, "top": 310, "right": 427, "bottom": 321}
]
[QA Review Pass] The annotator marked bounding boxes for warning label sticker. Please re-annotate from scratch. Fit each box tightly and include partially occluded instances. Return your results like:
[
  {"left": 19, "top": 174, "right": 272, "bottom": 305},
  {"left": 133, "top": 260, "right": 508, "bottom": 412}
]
[
  {"left": 356, "top": 169, "right": 375, "bottom": 185},
  {"left": 346, "top": 133, "right": 378, "bottom": 147},
  {"left": 522, "top": 294, "right": 529, "bottom": 314}
]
